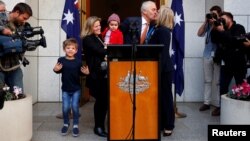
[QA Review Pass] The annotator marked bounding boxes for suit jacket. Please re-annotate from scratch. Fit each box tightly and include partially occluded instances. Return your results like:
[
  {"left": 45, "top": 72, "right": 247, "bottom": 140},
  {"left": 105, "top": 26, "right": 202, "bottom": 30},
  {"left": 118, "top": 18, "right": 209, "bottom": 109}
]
[
  {"left": 149, "top": 26, "right": 174, "bottom": 72},
  {"left": 120, "top": 17, "right": 142, "bottom": 44}
]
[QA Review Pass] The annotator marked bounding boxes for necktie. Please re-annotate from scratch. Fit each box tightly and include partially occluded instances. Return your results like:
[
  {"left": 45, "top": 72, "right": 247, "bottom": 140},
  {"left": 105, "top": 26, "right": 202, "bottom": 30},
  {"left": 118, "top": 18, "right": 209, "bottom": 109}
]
[{"left": 140, "top": 23, "right": 149, "bottom": 44}]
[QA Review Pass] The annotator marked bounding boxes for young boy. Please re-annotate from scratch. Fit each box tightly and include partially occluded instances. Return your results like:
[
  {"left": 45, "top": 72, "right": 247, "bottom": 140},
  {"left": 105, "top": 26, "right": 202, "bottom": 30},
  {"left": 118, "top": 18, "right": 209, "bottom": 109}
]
[
  {"left": 53, "top": 38, "right": 89, "bottom": 137},
  {"left": 102, "top": 13, "right": 123, "bottom": 44}
]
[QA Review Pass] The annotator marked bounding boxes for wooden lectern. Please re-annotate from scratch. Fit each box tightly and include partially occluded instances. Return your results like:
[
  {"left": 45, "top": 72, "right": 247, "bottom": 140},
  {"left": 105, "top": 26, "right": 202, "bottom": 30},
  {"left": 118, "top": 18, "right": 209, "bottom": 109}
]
[{"left": 107, "top": 44, "right": 163, "bottom": 141}]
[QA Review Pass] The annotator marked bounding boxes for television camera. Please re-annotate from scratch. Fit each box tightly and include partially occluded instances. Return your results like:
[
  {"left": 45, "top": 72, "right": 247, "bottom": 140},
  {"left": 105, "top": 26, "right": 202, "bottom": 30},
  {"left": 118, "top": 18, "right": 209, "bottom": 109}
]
[
  {"left": 12, "top": 22, "right": 46, "bottom": 51},
  {"left": 0, "top": 23, "right": 47, "bottom": 66}
]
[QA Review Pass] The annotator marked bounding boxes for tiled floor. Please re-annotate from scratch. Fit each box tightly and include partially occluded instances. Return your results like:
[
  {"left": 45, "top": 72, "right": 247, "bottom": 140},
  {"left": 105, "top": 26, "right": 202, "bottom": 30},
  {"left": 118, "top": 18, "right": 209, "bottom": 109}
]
[{"left": 32, "top": 101, "right": 220, "bottom": 141}]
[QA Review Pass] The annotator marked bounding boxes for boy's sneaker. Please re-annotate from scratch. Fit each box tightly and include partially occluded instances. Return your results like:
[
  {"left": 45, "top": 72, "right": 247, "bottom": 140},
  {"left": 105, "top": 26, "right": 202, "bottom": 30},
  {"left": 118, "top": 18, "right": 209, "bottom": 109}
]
[
  {"left": 61, "top": 124, "right": 69, "bottom": 136},
  {"left": 72, "top": 125, "right": 79, "bottom": 137}
]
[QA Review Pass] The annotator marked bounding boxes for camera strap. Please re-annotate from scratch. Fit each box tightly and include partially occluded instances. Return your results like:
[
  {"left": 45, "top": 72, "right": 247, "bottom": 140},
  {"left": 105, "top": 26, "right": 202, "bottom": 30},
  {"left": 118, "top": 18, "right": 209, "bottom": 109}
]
[
  {"left": 0, "top": 61, "right": 21, "bottom": 71},
  {"left": 96, "top": 36, "right": 107, "bottom": 60},
  {"left": 0, "top": 55, "right": 24, "bottom": 71},
  {"left": 96, "top": 36, "right": 107, "bottom": 49}
]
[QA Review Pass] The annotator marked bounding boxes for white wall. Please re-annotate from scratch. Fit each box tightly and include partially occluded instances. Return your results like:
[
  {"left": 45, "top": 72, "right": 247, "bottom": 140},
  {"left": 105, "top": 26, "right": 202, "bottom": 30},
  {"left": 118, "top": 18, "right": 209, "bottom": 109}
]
[
  {"left": 4, "top": 0, "right": 25, "bottom": 11},
  {"left": 31, "top": 0, "right": 65, "bottom": 102},
  {"left": 224, "top": 0, "right": 250, "bottom": 32}
]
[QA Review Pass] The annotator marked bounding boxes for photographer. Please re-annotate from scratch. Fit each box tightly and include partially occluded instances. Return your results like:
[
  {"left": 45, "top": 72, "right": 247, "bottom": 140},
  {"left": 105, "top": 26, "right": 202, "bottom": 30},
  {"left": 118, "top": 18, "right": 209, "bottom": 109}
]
[
  {"left": 197, "top": 5, "right": 222, "bottom": 116},
  {"left": 0, "top": 2, "right": 32, "bottom": 91},
  {"left": 211, "top": 11, "right": 247, "bottom": 115}
]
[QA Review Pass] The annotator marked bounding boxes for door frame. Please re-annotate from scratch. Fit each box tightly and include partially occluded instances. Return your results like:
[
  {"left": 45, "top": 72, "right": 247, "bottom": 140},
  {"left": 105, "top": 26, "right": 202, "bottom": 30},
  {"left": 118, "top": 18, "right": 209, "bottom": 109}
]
[{"left": 80, "top": 0, "right": 168, "bottom": 22}]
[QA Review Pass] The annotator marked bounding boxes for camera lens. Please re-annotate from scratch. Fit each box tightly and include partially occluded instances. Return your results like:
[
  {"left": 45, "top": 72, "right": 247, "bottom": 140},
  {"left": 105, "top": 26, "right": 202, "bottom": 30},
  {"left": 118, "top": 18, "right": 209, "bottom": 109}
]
[
  {"left": 206, "top": 13, "right": 218, "bottom": 20},
  {"left": 214, "top": 18, "right": 226, "bottom": 27},
  {"left": 206, "top": 13, "right": 212, "bottom": 19}
]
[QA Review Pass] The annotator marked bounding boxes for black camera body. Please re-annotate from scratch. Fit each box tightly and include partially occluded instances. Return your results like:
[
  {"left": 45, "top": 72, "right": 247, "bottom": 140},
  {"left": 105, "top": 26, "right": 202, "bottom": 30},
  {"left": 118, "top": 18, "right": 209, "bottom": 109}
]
[
  {"left": 206, "top": 13, "right": 226, "bottom": 27},
  {"left": 213, "top": 18, "right": 226, "bottom": 27},
  {"left": 206, "top": 13, "right": 218, "bottom": 20}
]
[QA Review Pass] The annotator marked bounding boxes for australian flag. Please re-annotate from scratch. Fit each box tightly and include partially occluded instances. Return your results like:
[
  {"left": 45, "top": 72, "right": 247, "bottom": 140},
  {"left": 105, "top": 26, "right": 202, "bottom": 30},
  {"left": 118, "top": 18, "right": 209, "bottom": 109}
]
[
  {"left": 171, "top": 0, "right": 185, "bottom": 96},
  {"left": 61, "top": 0, "right": 81, "bottom": 58}
]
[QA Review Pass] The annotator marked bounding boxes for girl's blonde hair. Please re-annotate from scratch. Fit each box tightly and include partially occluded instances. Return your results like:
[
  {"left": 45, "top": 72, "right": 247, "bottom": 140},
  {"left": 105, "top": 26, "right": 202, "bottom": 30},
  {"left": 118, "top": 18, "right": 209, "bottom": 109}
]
[
  {"left": 81, "top": 16, "right": 101, "bottom": 38},
  {"left": 156, "top": 5, "right": 174, "bottom": 29}
]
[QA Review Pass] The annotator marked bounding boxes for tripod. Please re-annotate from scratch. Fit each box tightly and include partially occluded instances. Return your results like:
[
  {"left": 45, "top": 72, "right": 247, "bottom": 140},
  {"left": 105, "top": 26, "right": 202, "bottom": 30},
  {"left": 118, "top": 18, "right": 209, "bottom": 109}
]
[{"left": 131, "top": 43, "right": 137, "bottom": 141}]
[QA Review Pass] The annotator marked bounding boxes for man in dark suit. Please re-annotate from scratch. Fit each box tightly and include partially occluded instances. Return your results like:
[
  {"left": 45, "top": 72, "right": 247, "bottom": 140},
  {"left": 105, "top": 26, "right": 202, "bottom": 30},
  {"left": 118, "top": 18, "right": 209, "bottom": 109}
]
[{"left": 120, "top": 0, "right": 157, "bottom": 44}]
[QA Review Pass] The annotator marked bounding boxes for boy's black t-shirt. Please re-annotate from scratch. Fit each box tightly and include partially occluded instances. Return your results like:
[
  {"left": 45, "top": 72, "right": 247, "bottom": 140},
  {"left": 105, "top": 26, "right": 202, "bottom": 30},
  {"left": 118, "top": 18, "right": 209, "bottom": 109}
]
[{"left": 57, "top": 57, "right": 82, "bottom": 92}]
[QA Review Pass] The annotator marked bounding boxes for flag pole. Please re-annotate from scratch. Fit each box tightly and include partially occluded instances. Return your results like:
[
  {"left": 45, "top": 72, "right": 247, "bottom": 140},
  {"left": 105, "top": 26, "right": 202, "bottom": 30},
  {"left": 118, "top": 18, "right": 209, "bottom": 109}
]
[
  {"left": 170, "top": 0, "right": 186, "bottom": 118},
  {"left": 174, "top": 85, "right": 187, "bottom": 118}
]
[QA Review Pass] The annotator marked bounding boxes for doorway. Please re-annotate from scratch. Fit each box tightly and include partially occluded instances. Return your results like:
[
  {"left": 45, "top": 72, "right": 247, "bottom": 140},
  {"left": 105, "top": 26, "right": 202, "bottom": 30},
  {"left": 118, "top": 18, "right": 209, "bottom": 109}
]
[{"left": 82, "top": 0, "right": 160, "bottom": 23}]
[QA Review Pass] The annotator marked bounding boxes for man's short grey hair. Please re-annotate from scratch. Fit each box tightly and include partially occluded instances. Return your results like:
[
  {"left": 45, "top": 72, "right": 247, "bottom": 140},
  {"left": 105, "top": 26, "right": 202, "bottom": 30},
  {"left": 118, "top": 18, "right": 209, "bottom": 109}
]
[{"left": 141, "top": 0, "right": 155, "bottom": 13}]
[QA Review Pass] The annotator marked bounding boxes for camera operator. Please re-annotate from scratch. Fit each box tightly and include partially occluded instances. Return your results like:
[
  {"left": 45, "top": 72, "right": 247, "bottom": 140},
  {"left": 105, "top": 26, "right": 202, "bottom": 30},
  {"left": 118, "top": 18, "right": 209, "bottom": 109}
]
[
  {"left": 197, "top": 6, "right": 222, "bottom": 116},
  {"left": 0, "top": 2, "right": 32, "bottom": 91},
  {"left": 211, "top": 11, "right": 247, "bottom": 115}
]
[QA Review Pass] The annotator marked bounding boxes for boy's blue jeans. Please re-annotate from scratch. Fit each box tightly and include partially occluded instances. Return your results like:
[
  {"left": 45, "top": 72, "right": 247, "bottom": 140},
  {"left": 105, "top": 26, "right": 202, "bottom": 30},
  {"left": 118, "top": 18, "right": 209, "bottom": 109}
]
[{"left": 62, "top": 89, "right": 81, "bottom": 126}]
